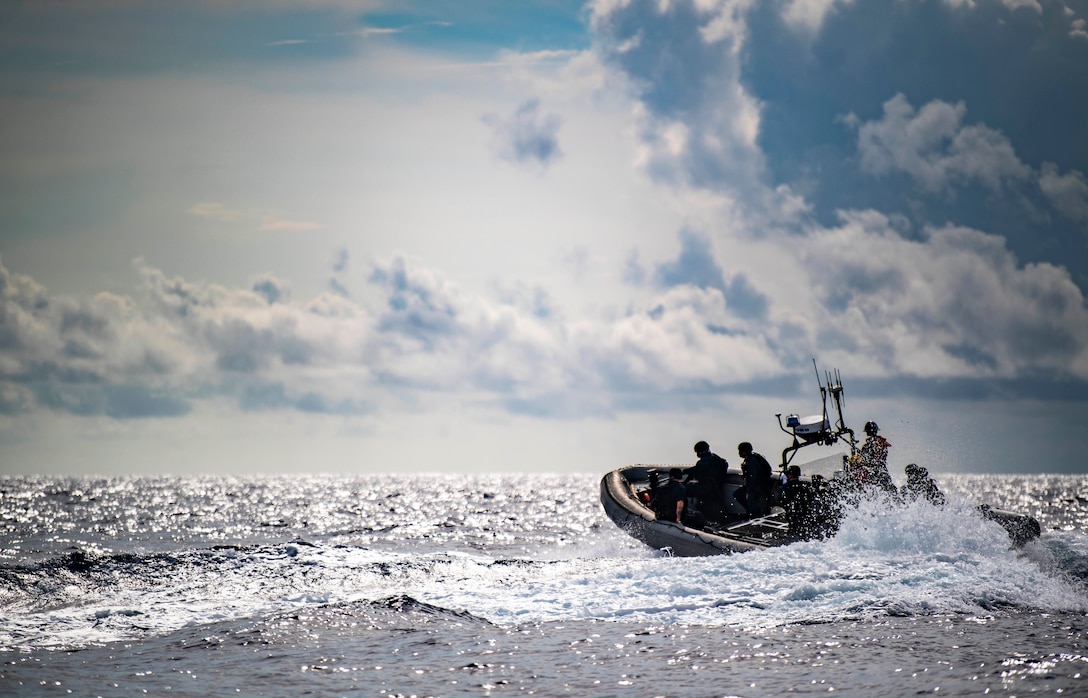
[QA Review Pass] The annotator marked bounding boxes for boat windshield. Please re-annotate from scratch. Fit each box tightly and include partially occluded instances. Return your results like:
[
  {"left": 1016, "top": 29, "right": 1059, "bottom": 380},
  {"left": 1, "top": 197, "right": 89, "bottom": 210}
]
[{"left": 791, "top": 452, "right": 849, "bottom": 481}]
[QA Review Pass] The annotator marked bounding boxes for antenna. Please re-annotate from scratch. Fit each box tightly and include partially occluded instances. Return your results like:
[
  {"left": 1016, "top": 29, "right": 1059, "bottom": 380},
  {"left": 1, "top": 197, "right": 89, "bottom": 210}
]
[
  {"left": 813, "top": 358, "right": 829, "bottom": 432},
  {"left": 777, "top": 361, "right": 859, "bottom": 466}
]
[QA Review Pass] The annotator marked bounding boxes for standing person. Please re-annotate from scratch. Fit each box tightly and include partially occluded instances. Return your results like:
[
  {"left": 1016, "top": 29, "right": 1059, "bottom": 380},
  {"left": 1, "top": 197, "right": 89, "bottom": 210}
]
[
  {"left": 857, "top": 421, "right": 895, "bottom": 492},
  {"left": 734, "top": 442, "right": 773, "bottom": 517},
  {"left": 654, "top": 468, "right": 688, "bottom": 524},
  {"left": 687, "top": 441, "right": 729, "bottom": 523}
]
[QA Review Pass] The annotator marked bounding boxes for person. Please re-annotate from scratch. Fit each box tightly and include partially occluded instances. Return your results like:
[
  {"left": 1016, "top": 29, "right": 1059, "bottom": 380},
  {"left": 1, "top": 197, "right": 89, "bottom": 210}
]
[
  {"left": 654, "top": 468, "right": 688, "bottom": 524},
  {"left": 852, "top": 421, "right": 895, "bottom": 492},
  {"left": 687, "top": 441, "right": 729, "bottom": 522},
  {"left": 774, "top": 465, "right": 819, "bottom": 539},
  {"left": 734, "top": 442, "right": 773, "bottom": 517},
  {"left": 901, "top": 463, "right": 945, "bottom": 506}
]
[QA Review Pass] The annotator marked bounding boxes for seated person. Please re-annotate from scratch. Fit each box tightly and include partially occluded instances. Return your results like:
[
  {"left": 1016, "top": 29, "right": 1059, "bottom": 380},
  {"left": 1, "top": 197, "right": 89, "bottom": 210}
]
[{"left": 653, "top": 468, "right": 688, "bottom": 524}]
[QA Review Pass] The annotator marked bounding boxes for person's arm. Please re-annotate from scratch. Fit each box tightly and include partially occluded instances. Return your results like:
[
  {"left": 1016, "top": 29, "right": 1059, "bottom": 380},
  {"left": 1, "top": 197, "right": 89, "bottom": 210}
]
[{"left": 675, "top": 498, "right": 684, "bottom": 523}]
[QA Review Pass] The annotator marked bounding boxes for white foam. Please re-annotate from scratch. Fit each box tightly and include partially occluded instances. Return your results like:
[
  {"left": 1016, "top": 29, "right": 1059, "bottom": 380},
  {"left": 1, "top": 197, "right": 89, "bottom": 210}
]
[{"left": 415, "top": 496, "right": 1088, "bottom": 627}]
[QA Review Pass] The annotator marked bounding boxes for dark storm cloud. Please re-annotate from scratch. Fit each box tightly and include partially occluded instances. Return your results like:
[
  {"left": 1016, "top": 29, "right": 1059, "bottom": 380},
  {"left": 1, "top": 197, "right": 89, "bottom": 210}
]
[{"left": 482, "top": 99, "right": 563, "bottom": 168}]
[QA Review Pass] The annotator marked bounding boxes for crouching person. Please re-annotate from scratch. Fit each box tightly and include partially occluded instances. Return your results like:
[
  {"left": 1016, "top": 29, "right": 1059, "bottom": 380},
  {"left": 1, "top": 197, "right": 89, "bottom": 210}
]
[
  {"left": 774, "top": 465, "right": 820, "bottom": 540},
  {"left": 901, "top": 463, "right": 945, "bottom": 506}
]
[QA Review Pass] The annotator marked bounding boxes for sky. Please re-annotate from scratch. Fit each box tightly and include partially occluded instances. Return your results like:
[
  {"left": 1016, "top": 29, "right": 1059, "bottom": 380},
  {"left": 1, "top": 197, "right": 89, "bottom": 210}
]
[{"left": 2, "top": 0, "right": 1087, "bottom": 476}]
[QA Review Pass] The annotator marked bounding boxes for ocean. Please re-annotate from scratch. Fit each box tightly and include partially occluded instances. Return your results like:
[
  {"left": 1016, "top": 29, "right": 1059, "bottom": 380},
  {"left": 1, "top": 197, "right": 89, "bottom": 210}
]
[{"left": 2, "top": 472, "right": 1087, "bottom": 696}]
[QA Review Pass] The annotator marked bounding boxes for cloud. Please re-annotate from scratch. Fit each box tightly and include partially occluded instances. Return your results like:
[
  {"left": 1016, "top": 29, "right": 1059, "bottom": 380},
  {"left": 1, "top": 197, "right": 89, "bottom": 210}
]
[
  {"left": 0, "top": 255, "right": 379, "bottom": 419},
  {"left": 1073, "top": 18, "right": 1088, "bottom": 40},
  {"left": 189, "top": 202, "right": 320, "bottom": 233},
  {"left": 1039, "top": 163, "right": 1088, "bottom": 223},
  {"left": 653, "top": 230, "right": 769, "bottom": 320},
  {"left": 251, "top": 276, "right": 287, "bottom": 305},
  {"left": 854, "top": 93, "right": 1032, "bottom": 194},
  {"left": 4, "top": 209, "right": 1088, "bottom": 428},
  {"left": 782, "top": 0, "right": 855, "bottom": 33},
  {"left": 790, "top": 210, "right": 1088, "bottom": 380},
  {"left": 852, "top": 95, "right": 1088, "bottom": 232},
  {"left": 482, "top": 99, "right": 563, "bottom": 168},
  {"left": 328, "top": 248, "right": 350, "bottom": 297},
  {"left": 590, "top": 0, "right": 765, "bottom": 193}
]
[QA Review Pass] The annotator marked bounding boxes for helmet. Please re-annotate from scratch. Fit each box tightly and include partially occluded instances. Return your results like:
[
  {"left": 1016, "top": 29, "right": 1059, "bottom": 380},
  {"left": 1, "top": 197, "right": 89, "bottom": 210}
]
[
  {"left": 694, "top": 441, "right": 710, "bottom": 454},
  {"left": 905, "top": 463, "right": 928, "bottom": 479},
  {"left": 863, "top": 420, "right": 879, "bottom": 436}
]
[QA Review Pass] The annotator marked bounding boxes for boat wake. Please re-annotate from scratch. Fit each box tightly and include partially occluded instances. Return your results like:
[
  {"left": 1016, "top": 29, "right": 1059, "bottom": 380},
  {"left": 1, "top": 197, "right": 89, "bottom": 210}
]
[{"left": 4, "top": 492, "right": 1084, "bottom": 652}]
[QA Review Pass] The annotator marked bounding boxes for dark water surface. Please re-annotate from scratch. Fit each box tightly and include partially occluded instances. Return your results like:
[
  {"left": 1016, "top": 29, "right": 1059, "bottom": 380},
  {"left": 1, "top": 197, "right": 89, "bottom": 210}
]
[{"left": 3, "top": 473, "right": 1088, "bottom": 696}]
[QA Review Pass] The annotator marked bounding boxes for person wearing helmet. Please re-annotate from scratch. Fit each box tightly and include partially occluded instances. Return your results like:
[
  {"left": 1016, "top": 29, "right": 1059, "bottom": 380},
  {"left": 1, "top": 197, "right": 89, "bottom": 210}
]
[
  {"left": 773, "top": 465, "right": 819, "bottom": 539},
  {"left": 901, "top": 463, "right": 945, "bottom": 506},
  {"left": 856, "top": 420, "right": 895, "bottom": 491},
  {"left": 687, "top": 441, "right": 729, "bottom": 523}
]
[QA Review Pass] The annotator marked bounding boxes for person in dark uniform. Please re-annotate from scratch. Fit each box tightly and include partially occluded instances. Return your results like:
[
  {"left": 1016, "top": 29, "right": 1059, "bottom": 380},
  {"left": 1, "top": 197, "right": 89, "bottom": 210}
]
[
  {"left": 901, "top": 463, "right": 945, "bottom": 506},
  {"left": 654, "top": 468, "right": 688, "bottom": 524},
  {"left": 687, "top": 441, "right": 729, "bottom": 523},
  {"left": 734, "top": 442, "right": 773, "bottom": 517},
  {"left": 774, "top": 465, "right": 819, "bottom": 539}
]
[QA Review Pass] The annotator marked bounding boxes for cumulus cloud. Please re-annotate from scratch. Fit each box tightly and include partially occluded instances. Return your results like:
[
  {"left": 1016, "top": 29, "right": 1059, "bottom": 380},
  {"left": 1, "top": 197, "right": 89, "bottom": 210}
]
[
  {"left": 0, "top": 255, "right": 376, "bottom": 419},
  {"left": 855, "top": 93, "right": 1032, "bottom": 194},
  {"left": 653, "top": 230, "right": 769, "bottom": 319},
  {"left": 1073, "top": 18, "right": 1088, "bottom": 40},
  {"left": 482, "top": 99, "right": 563, "bottom": 168},
  {"left": 1039, "top": 163, "right": 1088, "bottom": 223},
  {"left": 852, "top": 95, "right": 1088, "bottom": 230},
  {"left": 782, "top": 0, "right": 855, "bottom": 33},
  {"left": 590, "top": 0, "right": 765, "bottom": 193},
  {"left": 789, "top": 210, "right": 1088, "bottom": 380},
  {"left": 4, "top": 211, "right": 1088, "bottom": 425}
]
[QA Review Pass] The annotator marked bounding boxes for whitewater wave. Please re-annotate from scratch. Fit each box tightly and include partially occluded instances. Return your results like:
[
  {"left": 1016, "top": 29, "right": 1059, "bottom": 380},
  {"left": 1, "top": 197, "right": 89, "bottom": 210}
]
[{"left": 4, "top": 494, "right": 1085, "bottom": 651}]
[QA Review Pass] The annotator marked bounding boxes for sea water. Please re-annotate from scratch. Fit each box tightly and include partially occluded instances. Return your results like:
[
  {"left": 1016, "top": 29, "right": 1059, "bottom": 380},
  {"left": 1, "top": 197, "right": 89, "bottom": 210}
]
[{"left": 2, "top": 473, "right": 1087, "bottom": 696}]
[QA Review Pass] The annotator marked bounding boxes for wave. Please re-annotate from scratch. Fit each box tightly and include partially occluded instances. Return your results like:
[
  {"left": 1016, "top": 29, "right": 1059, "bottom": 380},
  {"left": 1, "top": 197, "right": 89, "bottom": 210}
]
[{"left": 3, "top": 494, "right": 1087, "bottom": 651}]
